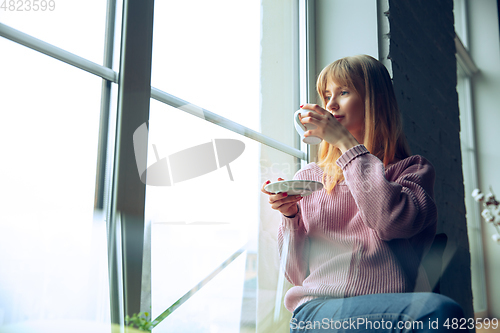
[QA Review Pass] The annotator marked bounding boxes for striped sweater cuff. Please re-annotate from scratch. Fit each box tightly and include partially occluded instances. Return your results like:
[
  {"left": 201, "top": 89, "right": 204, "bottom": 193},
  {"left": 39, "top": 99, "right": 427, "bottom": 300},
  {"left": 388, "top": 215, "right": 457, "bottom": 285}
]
[
  {"left": 281, "top": 206, "right": 302, "bottom": 230},
  {"left": 336, "top": 144, "right": 369, "bottom": 169},
  {"left": 281, "top": 215, "right": 302, "bottom": 230}
]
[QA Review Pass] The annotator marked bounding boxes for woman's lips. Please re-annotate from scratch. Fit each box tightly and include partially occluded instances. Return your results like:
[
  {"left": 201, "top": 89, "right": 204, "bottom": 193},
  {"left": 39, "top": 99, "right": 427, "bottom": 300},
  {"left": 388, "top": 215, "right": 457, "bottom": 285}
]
[{"left": 334, "top": 115, "right": 344, "bottom": 120}]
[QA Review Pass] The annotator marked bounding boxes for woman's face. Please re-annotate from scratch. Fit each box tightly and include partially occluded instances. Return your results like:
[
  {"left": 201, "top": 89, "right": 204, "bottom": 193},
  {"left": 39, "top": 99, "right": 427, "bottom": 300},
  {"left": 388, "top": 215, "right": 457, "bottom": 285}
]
[{"left": 323, "top": 79, "right": 365, "bottom": 142}]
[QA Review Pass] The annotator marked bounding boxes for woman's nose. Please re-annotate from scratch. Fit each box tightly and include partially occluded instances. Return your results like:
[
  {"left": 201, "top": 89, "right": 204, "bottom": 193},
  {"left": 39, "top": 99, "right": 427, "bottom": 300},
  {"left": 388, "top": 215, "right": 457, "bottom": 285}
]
[{"left": 326, "top": 99, "right": 338, "bottom": 112}]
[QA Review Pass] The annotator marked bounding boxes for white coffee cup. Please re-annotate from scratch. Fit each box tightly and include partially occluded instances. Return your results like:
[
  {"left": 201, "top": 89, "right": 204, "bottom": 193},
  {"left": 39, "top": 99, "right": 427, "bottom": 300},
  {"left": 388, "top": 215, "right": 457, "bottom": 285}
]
[{"left": 294, "top": 109, "right": 323, "bottom": 145}]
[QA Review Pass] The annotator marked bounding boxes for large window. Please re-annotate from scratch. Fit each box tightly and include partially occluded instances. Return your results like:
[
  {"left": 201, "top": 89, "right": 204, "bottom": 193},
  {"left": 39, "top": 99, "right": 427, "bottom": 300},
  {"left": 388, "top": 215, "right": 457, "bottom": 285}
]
[{"left": 6, "top": 0, "right": 479, "bottom": 330}]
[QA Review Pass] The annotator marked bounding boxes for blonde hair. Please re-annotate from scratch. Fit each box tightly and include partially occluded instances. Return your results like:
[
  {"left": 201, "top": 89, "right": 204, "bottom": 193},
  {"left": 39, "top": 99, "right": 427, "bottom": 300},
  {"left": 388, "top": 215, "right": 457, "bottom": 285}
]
[{"left": 316, "top": 55, "right": 411, "bottom": 192}]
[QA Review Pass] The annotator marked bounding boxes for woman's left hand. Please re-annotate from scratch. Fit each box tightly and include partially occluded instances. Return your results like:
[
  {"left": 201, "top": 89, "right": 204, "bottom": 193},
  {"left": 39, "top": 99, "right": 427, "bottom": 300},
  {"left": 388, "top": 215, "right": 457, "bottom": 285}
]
[{"left": 299, "top": 104, "right": 359, "bottom": 153}]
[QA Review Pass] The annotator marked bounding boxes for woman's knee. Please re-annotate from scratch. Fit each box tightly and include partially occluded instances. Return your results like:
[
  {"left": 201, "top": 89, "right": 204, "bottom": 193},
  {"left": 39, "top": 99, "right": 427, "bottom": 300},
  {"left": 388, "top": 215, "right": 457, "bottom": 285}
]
[{"left": 421, "top": 293, "right": 465, "bottom": 321}]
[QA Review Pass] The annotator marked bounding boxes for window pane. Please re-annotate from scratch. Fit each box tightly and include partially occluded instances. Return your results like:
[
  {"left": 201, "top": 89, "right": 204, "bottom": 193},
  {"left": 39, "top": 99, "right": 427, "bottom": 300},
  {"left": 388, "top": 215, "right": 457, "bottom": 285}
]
[
  {"left": 453, "top": 0, "right": 468, "bottom": 48},
  {"left": 151, "top": 0, "right": 260, "bottom": 132},
  {"left": 0, "top": 0, "right": 107, "bottom": 64},
  {"left": 0, "top": 39, "right": 110, "bottom": 326},
  {"left": 148, "top": 1, "right": 301, "bottom": 331},
  {"left": 145, "top": 99, "right": 302, "bottom": 331},
  {"left": 146, "top": 100, "right": 260, "bottom": 332}
]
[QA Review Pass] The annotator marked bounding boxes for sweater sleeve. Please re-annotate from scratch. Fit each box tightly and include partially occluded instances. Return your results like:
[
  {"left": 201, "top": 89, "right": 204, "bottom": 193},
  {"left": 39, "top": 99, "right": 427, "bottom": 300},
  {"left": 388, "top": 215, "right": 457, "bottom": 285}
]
[
  {"left": 277, "top": 200, "right": 310, "bottom": 286},
  {"left": 337, "top": 145, "right": 437, "bottom": 241}
]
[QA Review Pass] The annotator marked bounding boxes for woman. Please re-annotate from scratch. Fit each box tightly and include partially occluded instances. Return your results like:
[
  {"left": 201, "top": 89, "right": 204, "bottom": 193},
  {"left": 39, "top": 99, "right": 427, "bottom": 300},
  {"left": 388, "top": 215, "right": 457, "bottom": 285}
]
[{"left": 262, "top": 55, "right": 464, "bottom": 332}]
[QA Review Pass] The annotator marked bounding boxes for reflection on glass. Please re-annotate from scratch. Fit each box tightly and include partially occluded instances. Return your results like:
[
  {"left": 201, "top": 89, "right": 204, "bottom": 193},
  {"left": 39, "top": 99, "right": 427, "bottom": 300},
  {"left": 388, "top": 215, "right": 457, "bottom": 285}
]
[
  {"left": 146, "top": 100, "right": 260, "bottom": 332},
  {"left": 258, "top": 144, "right": 299, "bottom": 332},
  {"left": 148, "top": 2, "right": 302, "bottom": 330},
  {"left": 144, "top": 100, "right": 303, "bottom": 332},
  {"left": 0, "top": 39, "right": 109, "bottom": 326}
]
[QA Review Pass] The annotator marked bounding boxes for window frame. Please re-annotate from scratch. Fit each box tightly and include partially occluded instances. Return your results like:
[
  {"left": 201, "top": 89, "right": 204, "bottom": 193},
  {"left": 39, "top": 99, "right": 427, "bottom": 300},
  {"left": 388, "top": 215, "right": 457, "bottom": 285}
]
[{"left": 454, "top": 0, "right": 487, "bottom": 317}]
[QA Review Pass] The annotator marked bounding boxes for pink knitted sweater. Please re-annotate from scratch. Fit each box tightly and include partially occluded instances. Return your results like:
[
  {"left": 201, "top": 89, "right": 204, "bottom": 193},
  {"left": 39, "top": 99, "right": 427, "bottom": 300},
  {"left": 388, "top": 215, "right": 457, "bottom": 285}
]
[{"left": 278, "top": 145, "right": 437, "bottom": 312}]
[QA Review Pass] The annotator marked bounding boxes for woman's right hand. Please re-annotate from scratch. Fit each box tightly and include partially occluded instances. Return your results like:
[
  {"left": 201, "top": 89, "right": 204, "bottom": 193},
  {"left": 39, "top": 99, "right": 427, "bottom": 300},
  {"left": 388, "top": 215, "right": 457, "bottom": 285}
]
[{"left": 261, "top": 178, "right": 303, "bottom": 217}]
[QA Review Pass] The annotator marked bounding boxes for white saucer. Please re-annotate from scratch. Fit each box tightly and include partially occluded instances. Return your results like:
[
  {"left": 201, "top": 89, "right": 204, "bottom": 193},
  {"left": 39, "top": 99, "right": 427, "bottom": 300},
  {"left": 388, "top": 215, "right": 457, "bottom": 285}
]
[{"left": 265, "top": 180, "right": 323, "bottom": 196}]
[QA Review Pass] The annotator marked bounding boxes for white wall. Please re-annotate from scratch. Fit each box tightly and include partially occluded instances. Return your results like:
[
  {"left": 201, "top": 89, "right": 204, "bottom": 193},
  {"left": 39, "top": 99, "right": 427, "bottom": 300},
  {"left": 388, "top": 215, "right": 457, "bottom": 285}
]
[
  {"left": 309, "top": 0, "right": 379, "bottom": 162},
  {"left": 314, "top": 0, "right": 379, "bottom": 75}
]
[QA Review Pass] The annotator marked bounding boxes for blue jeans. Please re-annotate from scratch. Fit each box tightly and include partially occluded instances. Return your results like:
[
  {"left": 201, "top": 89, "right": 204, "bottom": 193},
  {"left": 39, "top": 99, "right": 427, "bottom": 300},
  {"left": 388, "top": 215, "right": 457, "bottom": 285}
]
[{"left": 290, "top": 293, "right": 466, "bottom": 332}]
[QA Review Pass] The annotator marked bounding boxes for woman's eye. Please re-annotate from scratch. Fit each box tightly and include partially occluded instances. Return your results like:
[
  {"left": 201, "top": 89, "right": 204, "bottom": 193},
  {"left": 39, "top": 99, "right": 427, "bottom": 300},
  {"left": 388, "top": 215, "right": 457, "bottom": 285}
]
[
  {"left": 340, "top": 91, "right": 349, "bottom": 96},
  {"left": 324, "top": 96, "right": 331, "bottom": 101}
]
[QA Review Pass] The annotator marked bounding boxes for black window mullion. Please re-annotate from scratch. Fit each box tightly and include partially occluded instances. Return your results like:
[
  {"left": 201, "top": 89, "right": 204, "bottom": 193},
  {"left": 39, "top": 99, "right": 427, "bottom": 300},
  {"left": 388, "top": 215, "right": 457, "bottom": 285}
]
[{"left": 108, "top": 0, "right": 155, "bottom": 324}]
